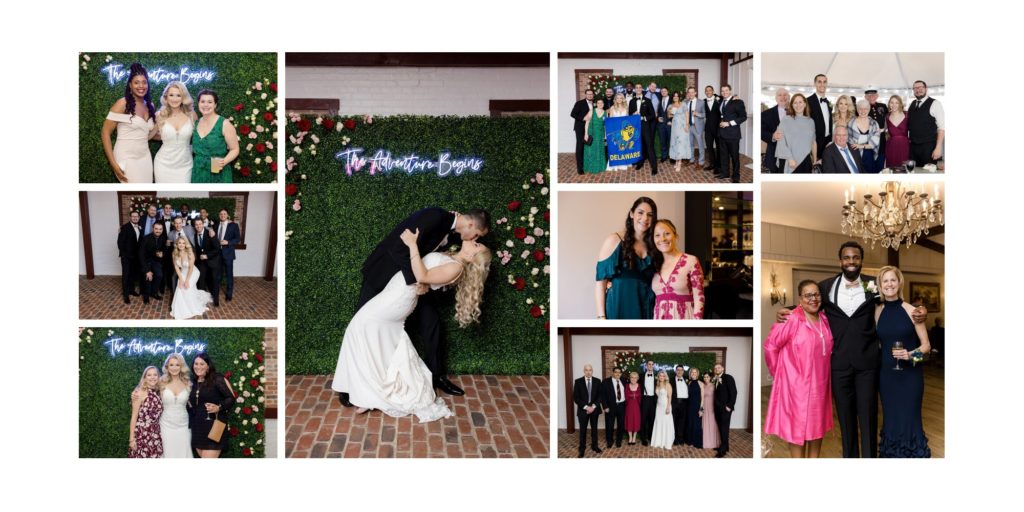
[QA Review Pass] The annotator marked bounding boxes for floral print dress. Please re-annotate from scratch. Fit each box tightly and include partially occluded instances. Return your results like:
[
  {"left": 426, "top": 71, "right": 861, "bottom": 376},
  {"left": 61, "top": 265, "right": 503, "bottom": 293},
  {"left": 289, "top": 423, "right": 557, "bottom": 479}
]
[
  {"left": 652, "top": 253, "right": 705, "bottom": 319},
  {"left": 129, "top": 387, "right": 164, "bottom": 458}
]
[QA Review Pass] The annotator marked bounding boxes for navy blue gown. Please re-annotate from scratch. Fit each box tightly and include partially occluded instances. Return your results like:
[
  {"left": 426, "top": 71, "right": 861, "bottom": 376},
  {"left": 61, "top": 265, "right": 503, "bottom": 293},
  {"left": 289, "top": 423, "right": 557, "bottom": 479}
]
[
  {"left": 877, "top": 299, "right": 931, "bottom": 458},
  {"left": 685, "top": 380, "right": 703, "bottom": 448}
]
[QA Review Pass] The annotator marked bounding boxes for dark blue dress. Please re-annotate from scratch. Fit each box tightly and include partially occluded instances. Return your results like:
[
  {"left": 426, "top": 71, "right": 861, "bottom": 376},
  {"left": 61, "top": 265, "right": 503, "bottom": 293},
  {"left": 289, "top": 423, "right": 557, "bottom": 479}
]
[
  {"left": 685, "top": 380, "right": 703, "bottom": 448},
  {"left": 877, "top": 299, "right": 931, "bottom": 458},
  {"left": 595, "top": 240, "right": 655, "bottom": 319}
]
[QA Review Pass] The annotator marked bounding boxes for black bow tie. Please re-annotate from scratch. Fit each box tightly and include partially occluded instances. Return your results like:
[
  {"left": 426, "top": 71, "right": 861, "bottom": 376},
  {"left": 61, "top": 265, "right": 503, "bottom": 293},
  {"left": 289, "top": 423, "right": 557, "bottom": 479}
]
[{"left": 820, "top": 98, "right": 828, "bottom": 103}]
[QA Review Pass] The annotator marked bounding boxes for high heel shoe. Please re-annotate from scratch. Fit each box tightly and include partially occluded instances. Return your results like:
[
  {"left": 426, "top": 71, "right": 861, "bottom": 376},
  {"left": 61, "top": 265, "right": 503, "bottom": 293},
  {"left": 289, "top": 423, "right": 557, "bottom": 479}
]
[{"left": 355, "top": 407, "right": 370, "bottom": 415}]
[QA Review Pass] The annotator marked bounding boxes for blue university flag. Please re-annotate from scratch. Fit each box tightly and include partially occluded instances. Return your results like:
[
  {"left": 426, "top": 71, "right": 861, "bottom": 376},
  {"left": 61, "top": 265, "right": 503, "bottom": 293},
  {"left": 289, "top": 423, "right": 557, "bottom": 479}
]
[{"left": 605, "top": 114, "right": 642, "bottom": 166}]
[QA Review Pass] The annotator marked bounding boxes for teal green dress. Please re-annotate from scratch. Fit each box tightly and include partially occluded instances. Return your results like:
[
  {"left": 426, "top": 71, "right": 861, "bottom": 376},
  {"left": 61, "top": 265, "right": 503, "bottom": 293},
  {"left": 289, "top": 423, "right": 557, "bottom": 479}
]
[
  {"left": 191, "top": 115, "right": 231, "bottom": 183},
  {"left": 583, "top": 110, "right": 607, "bottom": 173},
  {"left": 596, "top": 240, "right": 656, "bottom": 319}
]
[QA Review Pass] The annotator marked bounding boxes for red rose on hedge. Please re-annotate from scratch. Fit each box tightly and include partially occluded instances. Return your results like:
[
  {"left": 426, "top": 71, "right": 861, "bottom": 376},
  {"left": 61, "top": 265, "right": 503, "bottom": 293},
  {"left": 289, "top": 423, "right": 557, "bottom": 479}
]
[
  {"left": 343, "top": 118, "right": 356, "bottom": 130},
  {"left": 286, "top": 184, "right": 298, "bottom": 196},
  {"left": 239, "top": 125, "right": 251, "bottom": 135},
  {"left": 269, "top": 83, "right": 277, "bottom": 93},
  {"left": 255, "top": 143, "right": 267, "bottom": 154},
  {"left": 233, "top": 103, "right": 244, "bottom": 112},
  {"left": 229, "top": 426, "right": 239, "bottom": 437},
  {"left": 256, "top": 423, "right": 264, "bottom": 432},
  {"left": 255, "top": 353, "right": 264, "bottom": 363},
  {"left": 533, "top": 250, "right": 544, "bottom": 262},
  {"left": 242, "top": 447, "right": 253, "bottom": 456},
  {"left": 224, "top": 371, "right": 233, "bottom": 379},
  {"left": 322, "top": 118, "right": 336, "bottom": 130},
  {"left": 513, "top": 277, "right": 525, "bottom": 291},
  {"left": 269, "top": 162, "right": 278, "bottom": 172},
  {"left": 243, "top": 407, "right": 253, "bottom": 416},
  {"left": 544, "top": 210, "right": 550, "bottom": 222},
  {"left": 250, "top": 379, "right": 259, "bottom": 388},
  {"left": 544, "top": 321, "right": 550, "bottom": 331},
  {"left": 508, "top": 201, "right": 521, "bottom": 211},
  {"left": 514, "top": 227, "right": 526, "bottom": 239},
  {"left": 530, "top": 306, "right": 543, "bottom": 318},
  {"left": 296, "top": 119, "right": 312, "bottom": 132},
  {"left": 240, "top": 167, "right": 251, "bottom": 177},
  {"left": 263, "top": 112, "right": 274, "bottom": 123}
]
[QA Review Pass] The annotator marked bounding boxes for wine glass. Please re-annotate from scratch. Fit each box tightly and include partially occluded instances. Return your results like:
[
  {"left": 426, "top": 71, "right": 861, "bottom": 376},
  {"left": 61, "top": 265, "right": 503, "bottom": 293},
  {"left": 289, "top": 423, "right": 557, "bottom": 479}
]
[
  {"left": 906, "top": 160, "right": 916, "bottom": 173},
  {"left": 892, "top": 340, "right": 905, "bottom": 370}
]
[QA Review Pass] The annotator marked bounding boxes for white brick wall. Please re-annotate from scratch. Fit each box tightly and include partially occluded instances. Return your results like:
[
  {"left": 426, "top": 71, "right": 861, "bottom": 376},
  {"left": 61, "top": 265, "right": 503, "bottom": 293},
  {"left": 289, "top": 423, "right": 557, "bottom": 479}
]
[{"left": 286, "top": 66, "right": 550, "bottom": 116}]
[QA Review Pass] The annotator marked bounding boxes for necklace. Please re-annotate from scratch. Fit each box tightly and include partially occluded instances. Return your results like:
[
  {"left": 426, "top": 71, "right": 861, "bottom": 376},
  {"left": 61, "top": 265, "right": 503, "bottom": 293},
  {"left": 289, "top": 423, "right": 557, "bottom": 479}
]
[{"left": 806, "top": 312, "right": 827, "bottom": 356}]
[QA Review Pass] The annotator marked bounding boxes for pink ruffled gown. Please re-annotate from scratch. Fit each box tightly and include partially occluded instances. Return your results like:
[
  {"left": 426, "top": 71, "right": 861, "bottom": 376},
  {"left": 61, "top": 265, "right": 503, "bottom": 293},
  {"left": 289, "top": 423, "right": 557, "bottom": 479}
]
[{"left": 763, "top": 311, "right": 834, "bottom": 445}]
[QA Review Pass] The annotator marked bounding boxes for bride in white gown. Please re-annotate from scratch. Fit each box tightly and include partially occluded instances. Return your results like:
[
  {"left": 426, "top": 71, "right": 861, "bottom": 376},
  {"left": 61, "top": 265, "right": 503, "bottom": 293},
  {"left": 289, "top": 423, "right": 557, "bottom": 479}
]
[
  {"left": 650, "top": 370, "right": 676, "bottom": 449},
  {"left": 158, "top": 353, "right": 193, "bottom": 457},
  {"left": 170, "top": 236, "right": 212, "bottom": 320},
  {"left": 332, "top": 228, "right": 492, "bottom": 422},
  {"left": 153, "top": 81, "right": 195, "bottom": 183}
]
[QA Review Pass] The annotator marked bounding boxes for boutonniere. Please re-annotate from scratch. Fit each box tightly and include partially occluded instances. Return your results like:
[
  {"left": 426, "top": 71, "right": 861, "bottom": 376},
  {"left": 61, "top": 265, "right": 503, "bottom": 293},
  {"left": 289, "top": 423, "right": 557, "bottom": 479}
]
[{"left": 863, "top": 280, "right": 878, "bottom": 294}]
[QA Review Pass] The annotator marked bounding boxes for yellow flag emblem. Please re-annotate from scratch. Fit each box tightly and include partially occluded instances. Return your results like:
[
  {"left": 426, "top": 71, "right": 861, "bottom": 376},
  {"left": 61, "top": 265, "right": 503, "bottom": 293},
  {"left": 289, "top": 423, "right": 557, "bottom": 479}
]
[{"left": 620, "top": 123, "right": 635, "bottom": 142}]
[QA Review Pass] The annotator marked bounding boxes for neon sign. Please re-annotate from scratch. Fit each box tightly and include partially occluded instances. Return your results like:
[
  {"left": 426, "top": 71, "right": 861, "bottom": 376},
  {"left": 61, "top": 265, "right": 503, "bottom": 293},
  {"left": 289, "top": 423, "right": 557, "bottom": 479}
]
[
  {"left": 101, "top": 63, "right": 216, "bottom": 87},
  {"left": 103, "top": 337, "right": 208, "bottom": 358},
  {"left": 335, "top": 148, "right": 484, "bottom": 177}
]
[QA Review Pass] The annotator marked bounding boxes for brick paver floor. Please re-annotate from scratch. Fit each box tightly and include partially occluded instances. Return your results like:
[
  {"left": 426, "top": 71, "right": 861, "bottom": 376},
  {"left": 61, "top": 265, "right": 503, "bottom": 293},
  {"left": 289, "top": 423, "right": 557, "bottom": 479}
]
[
  {"left": 286, "top": 375, "right": 550, "bottom": 458},
  {"left": 79, "top": 275, "right": 278, "bottom": 320},
  {"left": 557, "top": 429, "right": 752, "bottom": 458},
  {"left": 557, "top": 153, "right": 753, "bottom": 184}
]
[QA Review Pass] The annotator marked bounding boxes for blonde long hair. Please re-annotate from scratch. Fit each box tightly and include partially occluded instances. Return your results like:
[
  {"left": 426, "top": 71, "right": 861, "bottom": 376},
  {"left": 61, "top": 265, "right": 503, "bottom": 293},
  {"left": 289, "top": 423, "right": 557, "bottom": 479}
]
[
  {"left": 159, "top": 353, "right": 192, "bottom": 390},
  {"left": 173, "top": 235, "right": 194, "bottom": 264},
  {"left": 446, "top": 246, "right": 493, "bottom": 328},
  {"left": 158, "top": 81, "right": 196, "bottom": 128},
  {"left": 833, "top": 95, "right": 855, "bottom": 129},
  {"left": 135, "top": 366, "right": 160, "bottom": 393}
]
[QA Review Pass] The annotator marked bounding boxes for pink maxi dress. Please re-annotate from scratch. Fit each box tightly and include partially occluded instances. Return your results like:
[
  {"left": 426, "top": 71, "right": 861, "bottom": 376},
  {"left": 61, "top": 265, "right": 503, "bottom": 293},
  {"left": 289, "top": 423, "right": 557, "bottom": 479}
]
[{"left": 763, "top": 311, "right": 834, "bottom": 445}]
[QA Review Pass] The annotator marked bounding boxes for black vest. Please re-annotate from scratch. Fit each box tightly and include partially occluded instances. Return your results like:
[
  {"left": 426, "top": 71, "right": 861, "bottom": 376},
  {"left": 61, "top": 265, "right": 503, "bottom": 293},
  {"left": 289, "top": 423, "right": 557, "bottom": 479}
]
[{"left": 907, "top": 97, "right": 937, "bottom": 144}]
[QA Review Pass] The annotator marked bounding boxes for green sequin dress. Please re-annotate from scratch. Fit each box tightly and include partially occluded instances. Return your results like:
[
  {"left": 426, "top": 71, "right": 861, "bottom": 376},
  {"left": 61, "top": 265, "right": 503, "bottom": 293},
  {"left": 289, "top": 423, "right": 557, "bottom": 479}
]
[{"left": 191, "top": 115, "right": 231, "bottom": 183}]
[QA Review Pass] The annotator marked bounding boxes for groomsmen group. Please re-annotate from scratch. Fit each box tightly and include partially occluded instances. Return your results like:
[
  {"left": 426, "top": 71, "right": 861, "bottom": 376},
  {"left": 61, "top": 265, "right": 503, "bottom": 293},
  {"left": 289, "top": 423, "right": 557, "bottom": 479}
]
[
  {"left": 571, "top": 80, "right": 747, "bottom": 181},
  {"left": 573, "top": 361, "right": 738, "bottom": 458},
  {"left": 118, "top": 204, "right": 241, "bottom": 309},
  {"left": 761, "top": 74, "right": 944, "bottom": 173}
]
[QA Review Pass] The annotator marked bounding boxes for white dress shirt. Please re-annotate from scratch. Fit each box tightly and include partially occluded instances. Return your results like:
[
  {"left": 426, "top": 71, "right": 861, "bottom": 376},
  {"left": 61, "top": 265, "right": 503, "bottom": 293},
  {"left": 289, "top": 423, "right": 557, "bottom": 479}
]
[
  {"left": 675, "top": 378, "right": 689, "bottom": 399},
  {"left": 815, "top": 94, "right": 831, "bottom": 137},
  {"left": 831, "top": 276, "right": 867, "bottom": 317},
  {"left": 644, "top": 372, "right": 655, "bottom": 396},
  {"left": 610, "top": 378, "right": 625, "bottom": 404}
]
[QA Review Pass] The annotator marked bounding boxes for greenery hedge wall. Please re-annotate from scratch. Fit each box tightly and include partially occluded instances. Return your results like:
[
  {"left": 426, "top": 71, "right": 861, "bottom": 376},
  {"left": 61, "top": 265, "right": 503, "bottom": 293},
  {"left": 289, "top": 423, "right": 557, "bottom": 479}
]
[
  {"left": 79, "top": 52, "right": 277, "bottom": 183},
  {"left": 585, "top": 74, "right": 691, "bottom": 97},
  {"left": 125, "top": 195, "right": 235, "bottom": 220},
  {"left": 613, "top": 351, "right": 717, "bottom": 379},
  {"left": 79, "top": 328, "right": 267, "bottom": 458},
  {"left": 285, "top": 115, "right": 550, "bottom": 375}
]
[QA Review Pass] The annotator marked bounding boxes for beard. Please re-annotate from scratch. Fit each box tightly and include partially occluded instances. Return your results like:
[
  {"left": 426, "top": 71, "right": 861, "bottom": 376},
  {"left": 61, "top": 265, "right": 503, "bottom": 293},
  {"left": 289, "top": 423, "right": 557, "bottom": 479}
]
[{"left": 842, "top": 266, "right": 862, "bottom": 281}]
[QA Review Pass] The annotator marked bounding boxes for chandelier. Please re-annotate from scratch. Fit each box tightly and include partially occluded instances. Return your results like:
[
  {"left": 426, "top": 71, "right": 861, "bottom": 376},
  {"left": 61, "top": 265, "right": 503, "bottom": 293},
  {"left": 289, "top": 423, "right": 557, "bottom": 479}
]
[{"left": 841, "top": 182, "right": 943, "bottom": 249}]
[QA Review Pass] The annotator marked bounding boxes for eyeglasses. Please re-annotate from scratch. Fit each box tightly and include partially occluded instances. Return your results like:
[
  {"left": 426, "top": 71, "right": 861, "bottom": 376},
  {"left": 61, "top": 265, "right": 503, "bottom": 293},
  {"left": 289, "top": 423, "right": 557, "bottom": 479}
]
[{"left": 801, "top": 293, "right": 822, "bottom": 300}]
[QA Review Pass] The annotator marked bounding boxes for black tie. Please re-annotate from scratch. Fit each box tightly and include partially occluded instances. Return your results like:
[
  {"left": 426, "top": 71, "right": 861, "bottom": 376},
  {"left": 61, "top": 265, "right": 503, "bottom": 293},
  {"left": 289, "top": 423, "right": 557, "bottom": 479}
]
[
  {"left": 616, "top": 381, "right": 622, "bottom": 401},
  {"left": 688, "top": 102, "right": 693, "bottom": 124},
  {"left": 821, "top": 97, "right": 828, "bottom": 104},
  {"left": 913, "top": 100, "right": 921, "bottom": 109},
  {"left": 195, "top": 232, "right": 201, "bottom": 251}
]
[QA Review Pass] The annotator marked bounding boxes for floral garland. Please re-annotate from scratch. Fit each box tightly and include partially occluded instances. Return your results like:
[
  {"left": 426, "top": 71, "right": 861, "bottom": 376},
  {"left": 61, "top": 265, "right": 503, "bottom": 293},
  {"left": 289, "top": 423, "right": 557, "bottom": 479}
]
[
  {"left": 612, "top": 351, "right": 649, "bottom": 374},
  {"left": 498, "top": 169, "right": 550, "bottom": 328},
  {"left": 228, "top": 80, "right": 278, "bottom": 181},
  {"left": 587, "top": 74, "right": 622, "bottom": 94}
]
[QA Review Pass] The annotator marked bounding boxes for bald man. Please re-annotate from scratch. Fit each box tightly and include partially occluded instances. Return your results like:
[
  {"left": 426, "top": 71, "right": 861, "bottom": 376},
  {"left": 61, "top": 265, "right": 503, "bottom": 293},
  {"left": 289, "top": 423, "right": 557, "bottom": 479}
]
[
  {"left": 573, "top": 364, "right": 603, "bottom": 457},
  {"left": 761, "top": 88, "right": 790, "bottom": 173}
]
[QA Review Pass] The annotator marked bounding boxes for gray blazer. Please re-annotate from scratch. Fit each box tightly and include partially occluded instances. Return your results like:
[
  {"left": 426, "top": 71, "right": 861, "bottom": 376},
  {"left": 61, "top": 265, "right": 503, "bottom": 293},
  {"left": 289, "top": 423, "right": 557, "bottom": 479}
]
[{"left": 688, "top": 98, "right": 707, "bottom": 135}]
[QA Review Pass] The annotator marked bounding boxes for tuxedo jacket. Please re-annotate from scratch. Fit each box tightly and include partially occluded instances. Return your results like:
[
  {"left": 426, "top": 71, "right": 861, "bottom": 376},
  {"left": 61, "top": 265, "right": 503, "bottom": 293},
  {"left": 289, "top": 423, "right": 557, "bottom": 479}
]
[
  {"left": 820, "top": 143, "right": 866, "bottom": 173},
  {"left": 192, "top": 228, "right": 221, "bottom": 264},
  {"left": 212, "top": 221, "right": 241, "bottom": 261},
  {"left": 601, "top": 376, "right": 628, "bottom": 409},
  {"left": 670, "top": 376, "right": 689, "bottom": 401},
  {"left": 570, "top": 99, "right": 591, "bottom": 133},
  {"left": 717, "top": 97, "right": 747, "bottom": 140},
  {"left": 818, "top": 274, "right": 880, "bottom": 371},
  {"left": 704, "top": 95, "right": 723, "bottom": 136},
  {"left": 362, "top": 207, "right": 457, "bottom": 290},
  {"left": 761, "top": 107, "right": 782, "bottom": 172},
  {"left": 139, "top": 233, "right": 167, "bottom": 269},
  {"left": 117, "top": 222, "right": 142, "bottom": 260},
  {"left": 573, "top": 376, "right": 602, "bottom": 416},
  {"left": 807, "top": 93, "right": 833, "bottom": 149},
  {"left": 629, "top": 97, "right": 656, "bottom": 124},
  {"left": 713, "top": 374, "right": 737, "bottom": 410}
]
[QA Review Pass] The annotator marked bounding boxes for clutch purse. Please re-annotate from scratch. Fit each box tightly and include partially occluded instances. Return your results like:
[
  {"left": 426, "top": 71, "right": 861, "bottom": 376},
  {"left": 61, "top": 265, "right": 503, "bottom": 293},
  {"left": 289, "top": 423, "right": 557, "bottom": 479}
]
[
  {"left": 583, "top": 134, "right": 593, "bottom": 146},
  {"left": 208, "top": 418, "right": 227, "bottom": 443}
]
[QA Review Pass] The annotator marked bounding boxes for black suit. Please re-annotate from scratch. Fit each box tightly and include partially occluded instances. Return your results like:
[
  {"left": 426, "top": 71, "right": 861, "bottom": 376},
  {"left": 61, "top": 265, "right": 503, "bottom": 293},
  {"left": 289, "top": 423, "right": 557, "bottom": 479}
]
[
  {"left": 138, "top": 232, "right": 166, "bottom": 299},
  {"left": 116, "top": 222, "right": 142, "bottom": 300},
  {"left": 360, "top": 207, "right": 456, "bottom": 377},
  {"left": 807, "top": 93, "right": 833, "bottom": 153},
  {"left": 656, "top": 95, "right": 671, "bottom": 160},
  {"left": 717, "top": 96, "right": 747, "bottom": 182},
  {"left": 713, "top": 373, "right": 737, "bottom": 455},
  {"left": 670, "top": 374, "right": 689, "bottom": 445},
  {"left": 817, "top": 274, "right": 880, "bottom": 458},
  {"left": 761, "top": 106, "right": 783, "bottom": 173},
  {"left": 601, "top": 376, "right": 627, "bottom": 447},
  {"left": 638, "top": 370, "right": 658, "bottom": 443},
  {"left": 192, "top": 227, "right": 222, "bottom": 305},
  {"left": 629, "top": 96, "right": 658, "bottom": 174},
  {"left": 820, "top": 143, "right": 865, "bottom": 173},
  {"left": 704, "top": 94, "right": 722, "bottom": 169},
  {"left": 163, "top": 227, "right": 187, "bottom": 295},
  {"left": 574, "top": 376, "right": 602, "bottom": 453},
  {"left": 570, "top": 98, "right": 592, "bottom": 172}
]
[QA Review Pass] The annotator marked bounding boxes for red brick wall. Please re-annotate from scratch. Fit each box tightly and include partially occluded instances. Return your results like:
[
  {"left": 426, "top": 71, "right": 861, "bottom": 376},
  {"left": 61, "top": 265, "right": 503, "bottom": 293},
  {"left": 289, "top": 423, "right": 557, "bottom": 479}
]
[{"left": 264, "top": 328, "right": 278, "bottom": 415}]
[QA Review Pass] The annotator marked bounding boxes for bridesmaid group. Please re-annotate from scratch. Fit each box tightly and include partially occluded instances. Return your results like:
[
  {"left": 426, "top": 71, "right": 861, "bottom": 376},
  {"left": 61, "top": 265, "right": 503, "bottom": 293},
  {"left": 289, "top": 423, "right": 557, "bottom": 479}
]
[
  {"left": 618, "top": 367, "right": 721, "bottom": 452},
  {"left": 595, "top": 196, "right": 705, "bottom": 320},
  {"left": 763, "top": 267, "right": 933, "bottom": 458},
  {"left": 101, "top": 63, "right": 240, "bottom": 183},
  {"left": 128, "top": 352, "right": 237, "bottom": 458}
]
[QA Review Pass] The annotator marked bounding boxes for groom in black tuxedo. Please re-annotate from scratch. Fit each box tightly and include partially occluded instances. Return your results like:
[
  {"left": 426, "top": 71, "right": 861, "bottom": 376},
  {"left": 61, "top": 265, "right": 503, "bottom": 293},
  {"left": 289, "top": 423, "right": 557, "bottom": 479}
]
[
  {"left": 715, "top": 84, "right": 747, "bottom": 183},
  {"left": 712, "top": 363, "right": 737, "bottom": 458},
  {"left": 629, "top": 84, "right": 659, "bottom": 175},
  {"left": 570, "top": 89, "right": 595, "bottom": 175},
  {"left": 777, "top": 241, "right": 927, "bottom": 458},
  {"left": 191, "top": 218, "right": 222, "bottom": 307},
  {"left": 117, "top": 211, "right": 143, "bottom": 304},
  {"left": 337, "top": 207, "right": 491, "bottom": 407}
]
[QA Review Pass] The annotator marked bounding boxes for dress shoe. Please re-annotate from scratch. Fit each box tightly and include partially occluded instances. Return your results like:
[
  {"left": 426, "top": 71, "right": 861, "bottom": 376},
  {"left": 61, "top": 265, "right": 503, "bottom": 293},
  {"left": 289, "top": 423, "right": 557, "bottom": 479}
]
[
  {"left": 153, "top": 294, "right": 163, "bottom": 300},
  {"left": 123, "top": 297, "right": 130, "bottom": 304},
  {"left": 434, "top": 376, "right": 465, "bottom": 396},
  {"left": 578, "top": 449, "right": 585, "bottom": 458},
  {"left": 130, "top": 291, "right": 141, "bottom": 296},
  {"left": 659, "top": 158, "right": 667, "bottom": 163},
  {"left": 143, "top": 297, "right": 150, "bottom": 304},
  {"left": 577, "top": 169, "right": 584, "bottom": 175},
  {"left": 714, "top": 173, "right": 729, "bottom": 180},
  {"left": 592, "top": 446, "right": 602, "bottom": 454},
  {"left": 338, "top": 392, "right": 353, "bottom": 407},
  {"left": 213, "top": 300, "right": 220, "bottom": 307},
  {"left": 615, "top": 442, "right": 622, "bottom": 448},
  {"left": 641, "top": 440, "right": 649, "bottom": 446},
  {"left": 703, "top": 164, "right": 715, "bottom": 171},
  {"left": 634, "top": 164, "right": 643, "bottom": 170},
  {"left": 715, "top": 451, "right": 726, "bottom": 458},
  {"left": 226, "top": 296, "right": 232, "bottom": 302}
]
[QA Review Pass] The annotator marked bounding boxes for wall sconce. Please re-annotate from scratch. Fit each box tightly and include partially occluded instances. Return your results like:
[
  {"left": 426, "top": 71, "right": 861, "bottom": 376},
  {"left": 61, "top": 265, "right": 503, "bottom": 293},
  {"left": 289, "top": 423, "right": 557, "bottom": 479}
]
[{"left": 769, "top": 268, "right": 787, "bottom": 306}]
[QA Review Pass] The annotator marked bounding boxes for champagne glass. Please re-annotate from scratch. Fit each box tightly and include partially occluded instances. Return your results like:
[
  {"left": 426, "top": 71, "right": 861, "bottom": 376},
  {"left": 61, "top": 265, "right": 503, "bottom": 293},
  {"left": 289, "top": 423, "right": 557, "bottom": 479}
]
[{"left": 892, "top": 340, "right": 905, "bottom": 370}]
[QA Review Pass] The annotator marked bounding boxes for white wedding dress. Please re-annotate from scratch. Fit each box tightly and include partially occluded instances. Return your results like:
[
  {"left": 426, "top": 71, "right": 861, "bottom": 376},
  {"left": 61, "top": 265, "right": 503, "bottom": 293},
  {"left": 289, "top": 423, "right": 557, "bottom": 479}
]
[
  {"left": 331, "top": 252, "right": 456, "bottom": 422},
  {"left": 160, "top": 386, "right": 193, "bottom": 458},
  {"left": 154, "top": 120, "right": 193, "bottom": 183},
  {"left": 170, "top": 258, "right": 212, "bottom": 320},
  {"left": 650, "top": 387, "right": 675, "bottom": 449}
]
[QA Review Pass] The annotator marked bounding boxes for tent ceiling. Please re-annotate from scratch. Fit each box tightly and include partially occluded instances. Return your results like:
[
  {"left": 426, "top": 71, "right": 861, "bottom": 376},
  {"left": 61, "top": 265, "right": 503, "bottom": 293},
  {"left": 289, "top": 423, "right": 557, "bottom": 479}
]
[{"left": 762, "top": 53, "right": 944, "bottom": 90}]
